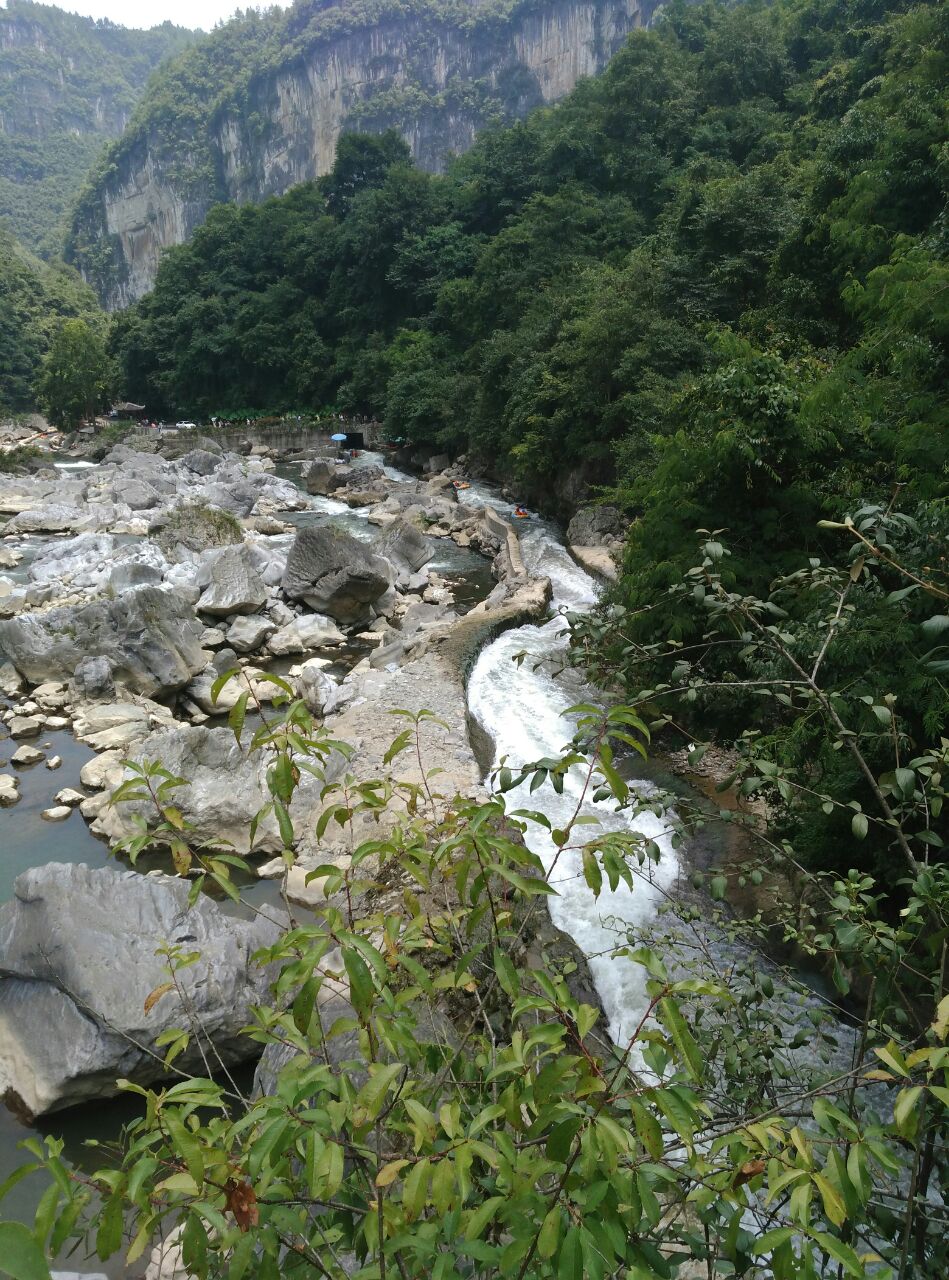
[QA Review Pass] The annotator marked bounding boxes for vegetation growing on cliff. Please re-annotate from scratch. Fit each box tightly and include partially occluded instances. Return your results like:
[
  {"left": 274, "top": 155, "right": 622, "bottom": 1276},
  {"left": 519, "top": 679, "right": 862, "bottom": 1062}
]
[
  {"left": 65, "top": 0, "right": 648, "bottom": 299},
  {"left": 0, "top": 0, "right": 194, "bottom": 253},
  {"left": 0, "top": 226, "right": 104, "bottom": 412},
  {"left": 112, "top": 0, "right": 947, "bottom": 495}
]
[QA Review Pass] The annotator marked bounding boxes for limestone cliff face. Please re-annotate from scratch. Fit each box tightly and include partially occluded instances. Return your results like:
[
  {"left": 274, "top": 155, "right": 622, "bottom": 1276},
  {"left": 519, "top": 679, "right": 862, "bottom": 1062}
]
[{"left": 67, "top": 0, "right": 658, "bottom": 309}]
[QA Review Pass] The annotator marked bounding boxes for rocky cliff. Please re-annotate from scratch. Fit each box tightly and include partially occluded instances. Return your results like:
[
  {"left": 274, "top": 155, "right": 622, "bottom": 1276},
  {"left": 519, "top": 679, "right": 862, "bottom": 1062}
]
[
  {"left": 66, "top": 0, "right": 659, "bottom": 310},
  {"left": 0, "top": 1, "right": 194, "bottom": 253}
]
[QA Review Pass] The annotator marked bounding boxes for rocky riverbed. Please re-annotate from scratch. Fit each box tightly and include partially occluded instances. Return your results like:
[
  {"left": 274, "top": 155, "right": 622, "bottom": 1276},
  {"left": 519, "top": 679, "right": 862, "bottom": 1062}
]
[{"left": 0, "top": 439, "right": 557, "bottom": 1134}]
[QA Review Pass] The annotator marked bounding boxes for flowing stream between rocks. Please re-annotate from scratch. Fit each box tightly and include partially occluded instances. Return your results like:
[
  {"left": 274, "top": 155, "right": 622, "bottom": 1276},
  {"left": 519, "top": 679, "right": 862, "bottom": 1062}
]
[{"left": 459, "top": 482, "right": 683, "bottom": 1043}]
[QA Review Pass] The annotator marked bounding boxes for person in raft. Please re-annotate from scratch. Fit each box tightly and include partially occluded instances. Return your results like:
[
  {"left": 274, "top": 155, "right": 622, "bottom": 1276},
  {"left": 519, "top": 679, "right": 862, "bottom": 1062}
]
[{"left": 514, "top": 504, "right": 529, "bottom": 518}]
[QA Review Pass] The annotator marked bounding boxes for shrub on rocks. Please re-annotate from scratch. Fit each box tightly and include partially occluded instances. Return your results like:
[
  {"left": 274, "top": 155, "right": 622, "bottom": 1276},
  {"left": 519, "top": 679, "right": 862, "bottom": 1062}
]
[{"left": 153, "top": 502, "right": 243, "bottom": 558}]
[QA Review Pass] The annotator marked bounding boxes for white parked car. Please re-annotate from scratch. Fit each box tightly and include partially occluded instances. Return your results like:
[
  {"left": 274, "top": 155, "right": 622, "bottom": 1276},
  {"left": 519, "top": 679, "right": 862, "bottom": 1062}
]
[{"left": 175, "top": 421, "right": 198, "bottom": 429}]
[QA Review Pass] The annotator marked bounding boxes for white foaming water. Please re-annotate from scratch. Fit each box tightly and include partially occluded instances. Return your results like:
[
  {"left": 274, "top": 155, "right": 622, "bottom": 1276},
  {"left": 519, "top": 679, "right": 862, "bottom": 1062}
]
[
  {"left": 355, "top": 449, "right": 413, "bottom": 483},
  {"left": 307, "top": 495, "right": 351, "bottom": 516},
  {"left": 466, "top": 496, "right": 681, "bottom": 1043},
  {"left": 53, "top": 460, "right": 97, "bottom": 469}
]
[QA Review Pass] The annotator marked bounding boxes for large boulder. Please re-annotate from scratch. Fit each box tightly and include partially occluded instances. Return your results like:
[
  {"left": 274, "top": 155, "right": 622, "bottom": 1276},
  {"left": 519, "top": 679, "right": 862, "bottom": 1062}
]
[
  {"left": 121, "top": 478, "right": 162, "bottom": 510},
  {"left": 226, "top": 614, "right": 276, "bottom": 653},
  {"left": 566, "top": 504, "right": 627, "bottom": 547},
  {"left": 266, "top": 613, "right": 345, "bottom": 654},
  {"left": 2, "top": 504, "right": 86, "bottom": 534},
  {"left": 72, "top": 655, "right": 116, "bottom": 701},
  {"left": 158, "top": 434, "right": 223, "bottom": 461},
  {"left": 92, "top": 724, "right": 344, "bottom": 853},
  {"left": 281, "top": 526, "right": 391, "bottom": 624},
  {"left": 0, "top": 585, "right": 206, "bottom": 696},
  {"left": 373, "top": 518, "right": 433, "bottom": 575},
  {"left": 195, "top": 545, "right": 269, "bottom": 617},
  {"left": 334, "top": 464, "right": 389, "bottom": 507},
  {"left": 298, "top": 664, "right": 343, "bottom": 717},
  {"left": 153, "top": 502, "right": 243, "bottom": 558},
  {"left": 177, "top": 449, "right": 222, "bottom": 476},
  {"left": 27, "top": 533, "right": 169, "bottom": 601},
  {"left": 303, "top": 459, "right": 348, "bottom": 495},
  {"left": 0, "top": 863, "right": 281, "bottom": 1118}
]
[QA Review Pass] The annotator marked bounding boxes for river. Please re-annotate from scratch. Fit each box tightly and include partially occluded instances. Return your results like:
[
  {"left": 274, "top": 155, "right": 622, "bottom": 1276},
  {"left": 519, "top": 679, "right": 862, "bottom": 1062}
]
[{"left": 0, "top": 453, "right": 848, "bottom": 1266}]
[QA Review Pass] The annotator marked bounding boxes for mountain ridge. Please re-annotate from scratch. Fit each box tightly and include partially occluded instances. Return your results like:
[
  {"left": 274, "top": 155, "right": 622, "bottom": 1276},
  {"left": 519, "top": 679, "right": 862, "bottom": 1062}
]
[{"left": 65, "top": 0, "right": 660, "bottom": 309}]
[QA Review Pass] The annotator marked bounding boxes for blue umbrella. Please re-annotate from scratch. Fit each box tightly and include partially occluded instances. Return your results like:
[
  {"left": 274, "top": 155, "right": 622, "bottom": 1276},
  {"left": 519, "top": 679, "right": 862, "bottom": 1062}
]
[{"left": 331, "top": 432, "right": 347, "bottom": 441}]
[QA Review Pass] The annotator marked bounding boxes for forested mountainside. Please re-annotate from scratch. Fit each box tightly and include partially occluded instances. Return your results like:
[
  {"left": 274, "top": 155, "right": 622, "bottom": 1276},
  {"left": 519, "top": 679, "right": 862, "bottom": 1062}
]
[
  {"left": 65, "top": 0, "right": 660, "bottom": 308},
  {"left": 0, "top": 223, "right": 101, "bottom": 410},
  {"left": 113, "top": 0, "right": 947, "bottom": 493},
  {"left": 0, "top": 0, "right": 194, "bottom": 254}
]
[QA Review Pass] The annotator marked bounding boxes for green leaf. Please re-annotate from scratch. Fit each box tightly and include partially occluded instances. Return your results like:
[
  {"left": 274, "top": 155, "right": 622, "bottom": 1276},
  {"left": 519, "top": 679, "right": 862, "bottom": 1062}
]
[
  {"left": 165, "top": 1112, "right": 204, "bottom": 1191},
  {"left": 582, "top": 847, "right": 602, "bottom": 896},
  {"left": 344, "top": 950, "right": 374, "bottom": 1020},
  {"left": 95, "top": 1193, "right": 124, "bottom": 1261},
  {"left": 920, "top": 614, "right": 949, "bottom": 637},
  {"left": 873, "top": 1042, "right": 909, "bottom": 1077},
  {"left": 490, "top": 865, "right": 555, "bottom": 896},
  {"left": 658, "top": 997, "right": 703, "bottom": 1082},
  {"left": 210, "top": 668, "right": 239, "bottom": 706},
  {"left": 750, "top": 1227, "right": 795, "bottom": 1256},
  {"left": 323, "top": 1142, "right": 344, "bottom": 1198},
  {"left": 851, "top": 812, "right": 868, "bottom": 839},
  {"left": 893, "top": 1086, "right": 922, "bottom": 1138},
  {"left": 630, "top": 1101, "right": 663, "bottom": 1160},
  {"left": 0, "top": 1165, "right": 40, "bottom": 1205},
  {"left": 463, "top": 1193, "right": 504, "bottom": 1240},
  {"left": 538, "top": 1208, "right": 561, "bottom": 1260},
  {"left": 546, "top": 1117, "right": 582, "bottom": 1162},
  {"left": 813, "top": 1173, "right": 846, "bottom": 1228},
  {"left": 273, "top": 798, "right": 294, "bottom": 849},
  {"left": 383, "top": 728, "right": 414, "bottom": 764},
  {"left": 357, "top": 1062, "right": 404, "bottom": 1119},
  {"left": 557, "top": 1226, "right": 584, "bottom": 1280},
  {"left": 894, "top": 767, "right": 916, "bottom": 800},
  {"left": 228, "top": 691, "right": 249, "bottom": 741},
  {"left": 933, "top": 994, "right": 949, "bottom": 1042},
  {"left": 493, "top": 948, "right": 519, "bottom": 999},
  {"left": 269, "top": 753, "right": 296, "bottom": 805},
  {"left": 0, "top": 1222, "right": 52, "bottom": 1280},
  {"left": 810, "top": 1231, "right": 863, "bottom": 1276}
]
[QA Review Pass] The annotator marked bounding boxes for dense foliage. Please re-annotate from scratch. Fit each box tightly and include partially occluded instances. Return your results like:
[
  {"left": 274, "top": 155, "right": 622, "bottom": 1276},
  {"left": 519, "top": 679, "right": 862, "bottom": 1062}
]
[
  {"left": 0, "top": 226, "right": 103, "bottom": 412},
  {"left": 0, "top": 0, "right": 194, "bottom": 253},
  {"left": 37, "top": 317, "right": 114, "bottom": 428}
]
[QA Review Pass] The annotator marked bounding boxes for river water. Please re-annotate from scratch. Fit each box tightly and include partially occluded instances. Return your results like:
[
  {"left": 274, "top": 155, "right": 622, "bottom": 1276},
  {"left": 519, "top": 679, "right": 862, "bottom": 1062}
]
[{"left": 460, "top": 486, "right": 683, "bottom": 1043}]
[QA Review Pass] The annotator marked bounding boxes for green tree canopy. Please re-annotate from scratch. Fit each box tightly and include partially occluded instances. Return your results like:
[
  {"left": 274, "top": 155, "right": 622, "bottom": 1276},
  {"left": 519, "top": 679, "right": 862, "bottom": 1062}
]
[{"left": 38, "top": 317, "right": 113, "bottom": 427}]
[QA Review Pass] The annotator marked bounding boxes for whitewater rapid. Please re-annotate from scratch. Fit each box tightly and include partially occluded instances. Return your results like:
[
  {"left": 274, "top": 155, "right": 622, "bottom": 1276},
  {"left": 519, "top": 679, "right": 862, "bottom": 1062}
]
[{"left": 462, "top": 487, "right": 681, "bottom": 1044}]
